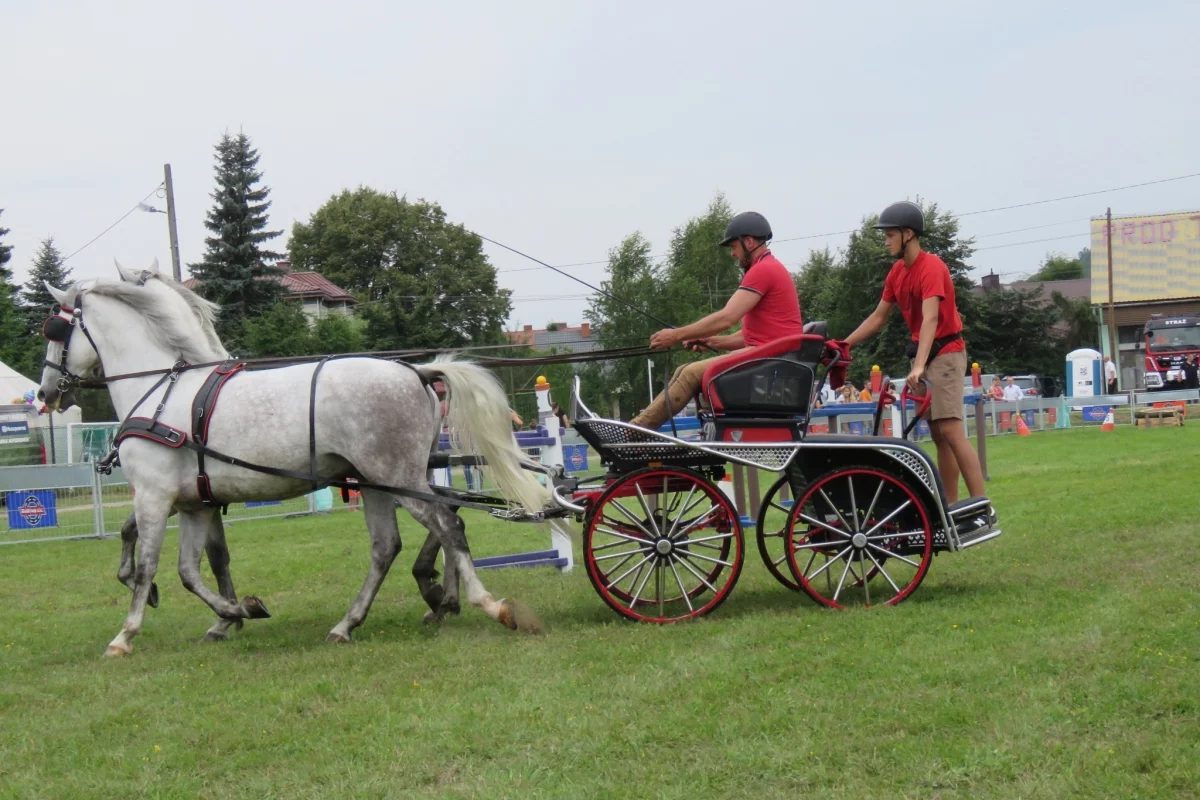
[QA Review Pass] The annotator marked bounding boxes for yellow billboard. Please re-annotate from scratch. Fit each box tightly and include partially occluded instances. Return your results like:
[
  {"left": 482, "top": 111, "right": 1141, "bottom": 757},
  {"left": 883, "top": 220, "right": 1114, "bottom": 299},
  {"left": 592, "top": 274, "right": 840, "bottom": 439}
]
[{"left": 1090, "top": 212, "right": 1200, "bottom": 303}]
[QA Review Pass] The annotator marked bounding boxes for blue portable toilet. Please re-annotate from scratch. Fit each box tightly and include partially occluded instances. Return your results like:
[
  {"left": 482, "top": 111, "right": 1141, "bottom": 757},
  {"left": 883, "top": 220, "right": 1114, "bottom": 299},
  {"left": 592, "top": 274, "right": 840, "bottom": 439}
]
[{"left": 1065, "top": 348, "right": 1103, "bottom": 398}]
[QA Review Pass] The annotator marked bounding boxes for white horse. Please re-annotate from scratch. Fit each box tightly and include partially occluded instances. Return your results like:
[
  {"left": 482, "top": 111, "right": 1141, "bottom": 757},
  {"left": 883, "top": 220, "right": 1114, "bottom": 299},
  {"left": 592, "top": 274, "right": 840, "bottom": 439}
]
[{"left": 38, "top": 275, "right": 550, "bottom": 656}]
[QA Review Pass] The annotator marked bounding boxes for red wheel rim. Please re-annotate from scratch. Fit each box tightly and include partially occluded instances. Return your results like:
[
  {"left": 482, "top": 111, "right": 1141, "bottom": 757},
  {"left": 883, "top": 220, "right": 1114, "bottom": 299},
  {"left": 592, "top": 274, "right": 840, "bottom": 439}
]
[
  {"left": 784, "top": 467, "right": 932, "bottom": 609},
  {"left": 584, "top": 467, "right": 744, "bottom": 623}
]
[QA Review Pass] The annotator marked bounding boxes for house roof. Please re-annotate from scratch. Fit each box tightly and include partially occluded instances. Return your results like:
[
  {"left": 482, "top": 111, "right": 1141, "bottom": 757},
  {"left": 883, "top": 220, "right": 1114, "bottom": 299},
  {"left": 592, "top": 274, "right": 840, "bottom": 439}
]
[
  {"left": 504, "top": 323, "right": 600, "bottom": 353},
  {"left": 183, "top": 271, "right": 356, "bottom": 304}
]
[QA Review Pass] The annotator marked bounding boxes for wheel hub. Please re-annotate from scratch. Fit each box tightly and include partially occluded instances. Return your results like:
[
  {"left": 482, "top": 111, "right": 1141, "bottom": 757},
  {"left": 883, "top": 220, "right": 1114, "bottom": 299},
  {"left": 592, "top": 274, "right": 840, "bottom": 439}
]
[
  {"left": 655, "top": 538, "right": 674, "bottom": 556},
  {"left": 851, "top": 532, "right": 868, "bottom": 549}
]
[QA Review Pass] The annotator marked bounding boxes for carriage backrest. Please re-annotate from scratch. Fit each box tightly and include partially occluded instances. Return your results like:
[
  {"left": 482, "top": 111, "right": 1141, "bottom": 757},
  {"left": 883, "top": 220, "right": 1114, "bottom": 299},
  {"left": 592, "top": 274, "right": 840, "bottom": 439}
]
[{"left": 702, "top": 326, "right": 828, "bottom": 417}]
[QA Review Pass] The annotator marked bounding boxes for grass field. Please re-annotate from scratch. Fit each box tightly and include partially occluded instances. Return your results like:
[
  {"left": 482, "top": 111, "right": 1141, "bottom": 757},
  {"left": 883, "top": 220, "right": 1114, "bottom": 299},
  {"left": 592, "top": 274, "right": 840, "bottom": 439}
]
[{"left": 2, "top": 426, "right": 1198, "bottom": 799}]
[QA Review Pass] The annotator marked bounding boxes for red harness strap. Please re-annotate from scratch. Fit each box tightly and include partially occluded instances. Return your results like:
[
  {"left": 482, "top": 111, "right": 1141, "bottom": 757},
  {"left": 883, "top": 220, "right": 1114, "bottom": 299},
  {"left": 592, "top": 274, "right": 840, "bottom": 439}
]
[{"left": 191, "top": 361, "right": 245, "bottom": 506}]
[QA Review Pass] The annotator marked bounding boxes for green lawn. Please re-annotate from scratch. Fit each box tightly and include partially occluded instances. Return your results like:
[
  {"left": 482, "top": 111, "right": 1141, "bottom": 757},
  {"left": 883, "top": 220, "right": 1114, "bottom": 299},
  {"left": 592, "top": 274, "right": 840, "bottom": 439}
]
[{"left": 2, "top": 426, "right": 1198, "bottom": 799}]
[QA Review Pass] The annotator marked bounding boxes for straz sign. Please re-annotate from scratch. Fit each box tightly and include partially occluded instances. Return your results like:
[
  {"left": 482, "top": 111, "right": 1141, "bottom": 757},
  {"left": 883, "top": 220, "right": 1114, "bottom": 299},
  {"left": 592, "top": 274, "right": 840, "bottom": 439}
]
[
  {"left": 1090, "top": 212, "right": 1200, "bottom": 303},
  {"left": 5, "top": 490, "right": 58, "bottom": 530}
]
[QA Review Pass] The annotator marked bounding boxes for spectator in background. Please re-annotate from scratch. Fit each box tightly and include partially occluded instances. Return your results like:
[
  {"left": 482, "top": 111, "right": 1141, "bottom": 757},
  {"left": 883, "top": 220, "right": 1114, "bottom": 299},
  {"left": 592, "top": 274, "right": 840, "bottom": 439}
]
[
  {"left": 1184, "top": 354, "right": 1199, "bottom": 390},
  {"left": 835, "top": 383, "right": 857, "bottom": 404},
  {"left": 510, "top": 410, "right": 524, "bottom": 432},
  {"left": 1104, "top": 356, "right": 1118, "bottom": 394},
  {"left": 858, "top": 384, "right": 873, "bottom": 402},
  {"left": 551, "top": 402, "right": 570, "bottom": 430},
  {"left": 989, "top": 376, "right": 1004, "bottom": 401},
  {"left": 1002, "top": 376, "right": 1024, "bottom": 403}
]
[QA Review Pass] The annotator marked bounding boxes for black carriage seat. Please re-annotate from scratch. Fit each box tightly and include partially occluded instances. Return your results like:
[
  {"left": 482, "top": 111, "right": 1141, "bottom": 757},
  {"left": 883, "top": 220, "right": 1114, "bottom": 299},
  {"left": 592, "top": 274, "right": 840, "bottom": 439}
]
[{"left": 701, "top": 323, "right": 828, "bottom": 419}]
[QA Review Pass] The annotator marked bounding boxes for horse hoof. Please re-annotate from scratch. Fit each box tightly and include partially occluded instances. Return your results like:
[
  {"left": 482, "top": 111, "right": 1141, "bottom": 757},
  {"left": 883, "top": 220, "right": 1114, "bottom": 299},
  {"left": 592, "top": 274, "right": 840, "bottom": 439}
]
[
  {"left": 326, "top": 631, "right": 352, "bottom": 644},
  {"left": 422, "top": 610, "right": 443, "bottom": 625},
  {"left": 104, "top": 644, "right": 131, "bottom": 658},
  {"left": 422, "top": 584, "right": 445, "bottom": 613},
  {"left": 148, "top": 582, "right": 160, "bottom": 609},
  {"left": 202, "top": 631, "right": 227, "bottom": 643},
  {"left": 242, "top": 596, "right": 271, "bottom": 619}
]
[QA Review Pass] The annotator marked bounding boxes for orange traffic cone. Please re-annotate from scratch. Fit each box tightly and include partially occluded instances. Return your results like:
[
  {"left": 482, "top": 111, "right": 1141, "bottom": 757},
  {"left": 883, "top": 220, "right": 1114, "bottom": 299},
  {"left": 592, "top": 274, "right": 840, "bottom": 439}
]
[
  {"left": 1015, "top": 415, "right": 1032, "bottom": 436},
  {"left": 1100, "top": 410, "right": 1115, "bottom": 432}
]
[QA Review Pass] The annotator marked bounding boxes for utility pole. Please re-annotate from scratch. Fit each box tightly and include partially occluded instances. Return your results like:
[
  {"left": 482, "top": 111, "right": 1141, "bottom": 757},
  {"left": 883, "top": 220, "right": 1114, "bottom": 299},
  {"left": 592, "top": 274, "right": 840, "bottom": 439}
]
[
  {"left": 163, "top": 163, "right": 182, "bottom": 281},
  {"left": 1105, "top": 207, "right": 1118, "bottom": 388}
]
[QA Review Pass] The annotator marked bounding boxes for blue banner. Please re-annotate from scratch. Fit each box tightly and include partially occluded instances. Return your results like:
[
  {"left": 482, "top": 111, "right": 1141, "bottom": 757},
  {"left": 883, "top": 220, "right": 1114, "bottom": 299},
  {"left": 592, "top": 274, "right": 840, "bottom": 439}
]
[
  {"left": 1082, "top": 406, "right": 1111, "bottom": 422},
  {"left": 563, "top": 444, "right": 589, "bottom": 473},
  {"left": 0, "top": 420, "right": 30, "bottom": 438},
  {"left": 6, "top": 490, "right": 58, "bottom": 530}
]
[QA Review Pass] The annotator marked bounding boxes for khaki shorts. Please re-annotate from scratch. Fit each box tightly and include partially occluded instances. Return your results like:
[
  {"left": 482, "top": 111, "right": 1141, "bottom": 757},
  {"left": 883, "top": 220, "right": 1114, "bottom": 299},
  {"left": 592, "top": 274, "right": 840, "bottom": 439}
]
[{"left": 915, "top": 349, "right": 967, "bottom": 421}]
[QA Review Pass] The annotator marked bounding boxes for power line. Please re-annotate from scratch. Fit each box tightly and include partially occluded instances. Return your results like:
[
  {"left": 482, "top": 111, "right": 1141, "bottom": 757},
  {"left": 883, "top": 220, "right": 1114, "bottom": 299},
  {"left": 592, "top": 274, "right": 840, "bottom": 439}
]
[
  {"left": 63, "top": 184, "right": 165, "bottom": 262},
  {"left": 492, "top": 169, "right": 1200, "bottom": 275},
  {"left": 974, "top": 232, "right": 1088, "bottom": 252}
]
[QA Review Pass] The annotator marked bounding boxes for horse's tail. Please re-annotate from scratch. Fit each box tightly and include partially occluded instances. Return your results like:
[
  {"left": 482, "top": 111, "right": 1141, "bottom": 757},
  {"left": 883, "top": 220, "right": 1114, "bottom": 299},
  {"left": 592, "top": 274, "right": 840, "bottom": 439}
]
[{"left": 418, "top": 356, "right": 550, "bottom": 513}]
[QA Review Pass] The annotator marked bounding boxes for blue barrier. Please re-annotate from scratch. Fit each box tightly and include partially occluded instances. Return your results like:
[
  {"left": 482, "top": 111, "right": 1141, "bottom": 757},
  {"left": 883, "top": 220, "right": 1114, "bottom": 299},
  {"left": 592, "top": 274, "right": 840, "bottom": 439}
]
[{"left": 6, "top": 489, "right": 58, "bottom": 530}]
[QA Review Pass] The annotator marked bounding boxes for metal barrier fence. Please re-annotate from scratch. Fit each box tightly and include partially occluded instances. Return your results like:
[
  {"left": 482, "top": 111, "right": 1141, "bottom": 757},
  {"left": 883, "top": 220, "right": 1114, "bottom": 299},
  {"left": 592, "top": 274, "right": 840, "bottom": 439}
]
[{"left": 0, "top": 462, "right": 345, "bottom": 547}]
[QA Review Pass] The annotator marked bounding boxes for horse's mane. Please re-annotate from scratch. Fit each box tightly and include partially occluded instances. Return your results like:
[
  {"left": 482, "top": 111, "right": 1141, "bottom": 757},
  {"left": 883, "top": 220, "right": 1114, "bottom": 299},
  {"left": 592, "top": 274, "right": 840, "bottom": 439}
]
[
  {"left": 142, "top": 273, "right": 229, "bottom": 358},
  {"left": 85, "top": 280, "right": 226, "bottom": 364}
]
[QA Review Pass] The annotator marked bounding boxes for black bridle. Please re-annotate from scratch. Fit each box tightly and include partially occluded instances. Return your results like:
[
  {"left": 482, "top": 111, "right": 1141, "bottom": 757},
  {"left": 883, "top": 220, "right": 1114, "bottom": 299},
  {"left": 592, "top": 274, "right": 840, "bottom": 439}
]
[{"left": 41, "top": 301, "right": 103, "bottom": 392}]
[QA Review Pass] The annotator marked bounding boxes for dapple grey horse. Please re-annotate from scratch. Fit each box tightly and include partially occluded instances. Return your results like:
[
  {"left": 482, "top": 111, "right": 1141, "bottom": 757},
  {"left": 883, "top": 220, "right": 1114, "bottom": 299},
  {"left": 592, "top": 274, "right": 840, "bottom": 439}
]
[
  {"left": 107, "top": 263, "right": 488, "bottom": 628},
  {"left": 38, "top": 275, "right": 549, "bottom": 656}
]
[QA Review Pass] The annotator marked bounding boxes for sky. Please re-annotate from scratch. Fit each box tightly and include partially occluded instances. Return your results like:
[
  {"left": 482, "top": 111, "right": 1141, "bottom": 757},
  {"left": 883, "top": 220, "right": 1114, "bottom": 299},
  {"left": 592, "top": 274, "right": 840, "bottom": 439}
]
[{"left": 3, "top": 0, "right": 1199, "bottom": 331}]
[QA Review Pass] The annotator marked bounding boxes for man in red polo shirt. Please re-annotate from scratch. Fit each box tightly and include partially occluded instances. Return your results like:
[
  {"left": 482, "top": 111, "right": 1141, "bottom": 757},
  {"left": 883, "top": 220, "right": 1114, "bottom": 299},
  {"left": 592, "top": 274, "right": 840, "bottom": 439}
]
[
  {"left": 841, "top": 201, "right": 986, "bottom": 506},
  {"left": 633, "top": 211, "right": 802, "bottom": 429}
]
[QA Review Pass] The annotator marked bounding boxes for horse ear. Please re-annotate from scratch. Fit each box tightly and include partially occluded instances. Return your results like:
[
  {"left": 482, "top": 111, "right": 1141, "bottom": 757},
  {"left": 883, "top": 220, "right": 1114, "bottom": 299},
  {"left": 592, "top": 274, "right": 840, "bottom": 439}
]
[
  {"left": 114, "top": 259, "right": 138, "bottom": 283},
  {"left": 44, "top": 282, "right": 69, "bottom": 306},
  {"left": 149, "top": 257, "right": 161, "bottom": 274}
]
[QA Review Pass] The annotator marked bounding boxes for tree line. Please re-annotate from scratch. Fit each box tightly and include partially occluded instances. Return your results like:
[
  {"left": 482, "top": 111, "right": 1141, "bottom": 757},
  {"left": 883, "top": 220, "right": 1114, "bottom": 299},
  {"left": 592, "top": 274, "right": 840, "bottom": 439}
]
[{"left": 0, "top": 131, "right": 1097, "bottom": 422}]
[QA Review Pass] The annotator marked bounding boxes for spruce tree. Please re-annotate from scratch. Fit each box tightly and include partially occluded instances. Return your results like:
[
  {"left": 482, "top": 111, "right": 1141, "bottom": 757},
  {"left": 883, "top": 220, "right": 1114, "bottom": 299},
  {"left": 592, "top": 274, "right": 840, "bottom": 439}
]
[
  {"left": 16, "top": 237, "right": 73, "bottom": 378},
  {"left": 0, "top": 210, "right": 27, "bottom": 369},
  {"left": 188, "top": 131, "right": 284, "bottom": 346}
]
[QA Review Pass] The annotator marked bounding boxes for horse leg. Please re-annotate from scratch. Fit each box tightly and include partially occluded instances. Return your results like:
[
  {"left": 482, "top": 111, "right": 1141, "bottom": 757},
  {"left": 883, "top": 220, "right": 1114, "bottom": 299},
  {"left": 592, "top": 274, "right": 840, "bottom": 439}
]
[
  {"left": 116, "top": 512, "right": 159, "bottom": 609},
  {"left": 411, "top": 531, "right": 445, "bottom": 616},
  {"left": 201, "top": 512, "right": 245, "bottom": 641},
  {"left": 177, "top": 508, "right": 270, "bottom": 630},
  {"left": 402, "top": 499, "right": 539, "bottom": 632},
  {"left": 105, "top": 495, "right": 171, "bottom": 657},
  {"left": 327, "top": 487, "right": 402, "bottom": 644}
]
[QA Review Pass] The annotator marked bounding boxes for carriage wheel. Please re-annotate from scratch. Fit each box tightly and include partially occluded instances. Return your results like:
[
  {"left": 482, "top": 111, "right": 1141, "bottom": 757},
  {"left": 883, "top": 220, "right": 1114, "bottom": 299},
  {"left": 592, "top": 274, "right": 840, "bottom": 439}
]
[
  {"left": 584, "top": 466, "right": 744, "bottom": 623},
  {"left": 784, "top": 466, "right": 933, "bottom": 609},
  {"left": 758, "top": 476, "right": 881, "bottom": 592}
]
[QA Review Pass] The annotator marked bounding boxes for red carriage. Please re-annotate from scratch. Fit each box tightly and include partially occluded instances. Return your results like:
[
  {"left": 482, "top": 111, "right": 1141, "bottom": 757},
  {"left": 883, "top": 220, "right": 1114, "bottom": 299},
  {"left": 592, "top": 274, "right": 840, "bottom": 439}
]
[{"left": 550, "top": 325, "right": 1002, "bottom": 622}]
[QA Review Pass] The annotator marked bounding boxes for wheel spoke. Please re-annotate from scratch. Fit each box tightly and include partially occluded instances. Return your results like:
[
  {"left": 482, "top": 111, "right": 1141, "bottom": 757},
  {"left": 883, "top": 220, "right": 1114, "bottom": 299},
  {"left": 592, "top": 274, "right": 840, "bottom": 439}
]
[
  {"left": 862, "top": 500, "right": 912, "bottom": 538},
  {"left": 792, "top": 538, "right": 852, "bottom": 552},
  {"left": 866, "top": 548, "right": 901, "bottom": 594},
  {"left": 666, "top": 484, "right": 700, "bottom": 539},
  {"left": 669, "top": 559, "right": 694, "bottom": 613},
  {"left": 831, "top": 550, "right": 855, "bottom": 602},
  {"left": 592, "top": 537, "right": 641, "bottom": 552},
  {"left": 818, "top": 488, "right": 852, "bottom": 531},
  {"left": 594, "top": 546, "right": 653, "bottom": 562},
  {"left": 847, "top": 476, "right": 860, "bottom": 533},
  {"left": 635, "top": 484, "right": 660, "bottom": 537},
  {"left": 804, "top": 546, "right": 853, "bottom": 581},
  {"left": 606, "top": 553, "right": 655, "bottom": 590},
  {"left": 629, "top": 558, "right": 656, "bottom": 606},
  {"left": 866, "top": 541, "right": 920, "bottom": 568},
  {"left": 863, "top": 479, "right": 885, "bottom": 527},
  {"left": 609, "top": 501, "right": 656, "bottom": 540},
  {"left": 670, "top": 506, "right": 721, "bottom": 540},
  {"left": 797, "top": 512, "right": 853, "bottom": 540},
  {"left": 595, "top": 526, "right": 652, "bottom": 546},
  {"left": 656, "top": 563, "right": 664, "bottom": 618},
  {"left": 680, "top": 531, "right": 734, "bottom": 546},
  {"left": 677, "top": 550, "right": 733, "bottom": 568},
  {"left": 672, "top": 553, "right": 718, "bottom": 594}
]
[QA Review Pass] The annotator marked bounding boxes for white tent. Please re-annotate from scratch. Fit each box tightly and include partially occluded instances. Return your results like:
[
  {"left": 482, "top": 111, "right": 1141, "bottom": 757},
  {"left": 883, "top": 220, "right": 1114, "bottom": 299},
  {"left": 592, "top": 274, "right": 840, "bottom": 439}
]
[
  {"left": 0, "top": 360, "right": 39, "bottom": 404},
  {"left": 0, "top": 360, "right": 82, "bottom": 428}
]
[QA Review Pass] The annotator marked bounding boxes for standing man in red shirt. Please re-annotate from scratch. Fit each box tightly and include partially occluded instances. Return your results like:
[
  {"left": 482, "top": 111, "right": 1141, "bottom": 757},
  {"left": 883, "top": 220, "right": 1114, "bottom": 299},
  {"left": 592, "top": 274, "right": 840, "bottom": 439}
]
[
  {"left": 840, "top": 201, "right": 987, "bottom": 506},
  {"left": 633, "top": 211, "right": 803, "bottom": 429}
]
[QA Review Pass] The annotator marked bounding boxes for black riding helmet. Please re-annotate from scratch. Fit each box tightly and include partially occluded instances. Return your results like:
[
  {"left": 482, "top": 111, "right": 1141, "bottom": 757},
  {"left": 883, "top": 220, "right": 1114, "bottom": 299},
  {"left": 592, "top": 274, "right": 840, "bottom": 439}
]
[
  {"left": 720, "top": 211, "right": 773, "bottom": 246},
  {"left": 873, "top": 201, "right": 925, "bottom": 235}
]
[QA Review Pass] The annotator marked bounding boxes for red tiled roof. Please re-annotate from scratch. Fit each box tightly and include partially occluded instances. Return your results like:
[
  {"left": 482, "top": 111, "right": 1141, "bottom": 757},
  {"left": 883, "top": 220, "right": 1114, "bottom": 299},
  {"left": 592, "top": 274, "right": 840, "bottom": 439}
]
[
  {"left": 281, "top": 272, "right": 356, "bottom": 303},
  {"left": 182, "top": 272, "right": 356, "bottom": 304}
]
